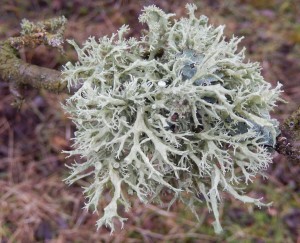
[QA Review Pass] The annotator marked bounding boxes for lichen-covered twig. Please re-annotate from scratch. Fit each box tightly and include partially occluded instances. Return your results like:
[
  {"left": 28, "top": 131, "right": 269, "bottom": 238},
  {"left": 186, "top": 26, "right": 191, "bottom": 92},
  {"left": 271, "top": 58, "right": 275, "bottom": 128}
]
[
  {"left": 0, "top": 16, "right": 67, "bottom": 99},
  {"left": 276, "top": 106, "right": 300, "bottom": 162},
  {"left": 9, "top": 16, "right": 66, "bottom": 50},
  {"left": 0, "top": 41, "right": 65, "bottom": 91},
  {"left": 275, "top": 135, "right": 300, "bottom": 161}
]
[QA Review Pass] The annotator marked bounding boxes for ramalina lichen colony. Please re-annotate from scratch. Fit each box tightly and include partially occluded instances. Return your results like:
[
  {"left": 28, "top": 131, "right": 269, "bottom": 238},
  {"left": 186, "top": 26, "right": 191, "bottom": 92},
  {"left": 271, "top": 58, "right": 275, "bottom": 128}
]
[{"left": 63, "top": 4, "right": 281, "bottom": 233}]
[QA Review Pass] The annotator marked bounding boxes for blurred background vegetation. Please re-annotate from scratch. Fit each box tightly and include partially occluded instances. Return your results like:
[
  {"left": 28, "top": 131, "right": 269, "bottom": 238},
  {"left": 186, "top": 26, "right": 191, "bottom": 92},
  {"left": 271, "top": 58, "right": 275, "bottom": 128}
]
[{"left": 0, "top": 0, "right": 299, "bottom": 242}]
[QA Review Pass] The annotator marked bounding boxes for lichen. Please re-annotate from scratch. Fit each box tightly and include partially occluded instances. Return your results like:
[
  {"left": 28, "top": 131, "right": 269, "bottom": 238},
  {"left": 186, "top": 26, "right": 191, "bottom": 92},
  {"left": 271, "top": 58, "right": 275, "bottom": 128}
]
[{"left": 62, "top": 4, "right": 282, "bottom": 234}]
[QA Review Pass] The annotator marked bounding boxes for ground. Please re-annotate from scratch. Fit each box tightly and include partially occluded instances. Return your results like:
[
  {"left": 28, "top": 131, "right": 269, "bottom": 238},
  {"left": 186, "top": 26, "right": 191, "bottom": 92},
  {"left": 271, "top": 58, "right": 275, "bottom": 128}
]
[{"left": 0, "top": 0, "right": 299, "bottom": 242}]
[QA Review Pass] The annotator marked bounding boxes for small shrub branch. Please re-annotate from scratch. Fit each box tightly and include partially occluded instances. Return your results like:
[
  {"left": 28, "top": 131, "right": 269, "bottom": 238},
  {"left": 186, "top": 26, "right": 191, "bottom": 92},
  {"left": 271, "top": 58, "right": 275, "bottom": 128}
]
[{"left": 0, "top": 16, "right": 67, "bottom": 97}]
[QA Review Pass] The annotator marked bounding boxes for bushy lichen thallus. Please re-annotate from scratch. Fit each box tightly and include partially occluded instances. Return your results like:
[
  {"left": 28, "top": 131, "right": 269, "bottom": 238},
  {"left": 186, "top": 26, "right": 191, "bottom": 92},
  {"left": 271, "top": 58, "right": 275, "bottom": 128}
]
[{"left": 62, "top": 4, "right": 282, "bottom": 234}]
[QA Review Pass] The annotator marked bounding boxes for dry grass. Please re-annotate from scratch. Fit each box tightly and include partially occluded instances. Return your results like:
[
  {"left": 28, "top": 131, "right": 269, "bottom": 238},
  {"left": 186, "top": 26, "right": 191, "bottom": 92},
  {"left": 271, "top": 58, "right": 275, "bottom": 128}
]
[{"left": 0, "top": 0, "right": 299, "bottom": 242}]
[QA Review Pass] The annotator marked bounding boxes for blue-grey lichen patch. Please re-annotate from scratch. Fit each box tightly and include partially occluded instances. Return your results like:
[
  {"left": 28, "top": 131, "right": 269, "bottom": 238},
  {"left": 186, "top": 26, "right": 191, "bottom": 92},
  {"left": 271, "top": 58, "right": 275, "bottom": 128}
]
[
  {"left": 256, "top": 119, "right": 281, "bottom": 147},
  {"left": 178, "top": 49, "right": 205, "bottom": 81},
  {"left": 225, "top": 116, "right": 280, "bottom": 147},
  {"left": 202, "top": 96, "right": 217, "bottom": 104},
  {"left": 62, "top": 4, "right": 282, "bottom": 234},
  {"left": 194, "top": 74, "right": 222, "bottom": 86},
  {"left": 181, "top": 62, "right": 197, "bottom": 81}
]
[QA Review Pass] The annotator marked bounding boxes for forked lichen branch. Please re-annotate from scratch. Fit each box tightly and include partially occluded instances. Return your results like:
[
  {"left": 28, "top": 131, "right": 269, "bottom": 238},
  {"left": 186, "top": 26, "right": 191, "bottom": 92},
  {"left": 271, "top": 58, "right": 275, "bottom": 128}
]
[{"left": 62, "top": 4, "right": 285, "bottom": 233}]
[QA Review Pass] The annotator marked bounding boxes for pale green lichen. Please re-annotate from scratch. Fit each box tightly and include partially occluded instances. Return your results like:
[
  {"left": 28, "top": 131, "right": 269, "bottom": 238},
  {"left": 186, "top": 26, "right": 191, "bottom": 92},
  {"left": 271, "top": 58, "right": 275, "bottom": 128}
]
[
  {"left": 20, "top": 16, "right": 66, "bottom": 48},
  {"left": 62, "top": 4, "right": 282, "bottom": 234}
]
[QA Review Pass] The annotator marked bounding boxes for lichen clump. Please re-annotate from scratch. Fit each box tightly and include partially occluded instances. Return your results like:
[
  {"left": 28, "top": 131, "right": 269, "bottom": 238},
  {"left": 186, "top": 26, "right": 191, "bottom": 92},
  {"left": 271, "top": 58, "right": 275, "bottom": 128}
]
[{"left": 63, "top": 4, "right": 282, "bottom": 233}]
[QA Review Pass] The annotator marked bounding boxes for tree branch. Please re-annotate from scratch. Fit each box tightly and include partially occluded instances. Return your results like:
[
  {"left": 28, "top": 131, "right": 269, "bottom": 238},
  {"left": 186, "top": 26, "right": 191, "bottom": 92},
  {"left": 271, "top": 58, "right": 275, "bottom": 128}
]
[
  {"left": 0, "top": 41, "right": 65, "bottom": 91},
  {"left": 0, "top": 16, "right": 67, "bottom": 93},
  {"left": 276, "top": 106, "right": 300, "bottom": 162}
]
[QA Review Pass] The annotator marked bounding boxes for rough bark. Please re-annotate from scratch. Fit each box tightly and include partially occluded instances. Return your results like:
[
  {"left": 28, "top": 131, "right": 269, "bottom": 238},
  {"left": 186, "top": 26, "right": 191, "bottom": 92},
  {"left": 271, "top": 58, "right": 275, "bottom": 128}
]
[
  {"left": 276, "top": 106, "right": 300, "bottom": 162},
  {"left": 0, "top": 16, "right": 67, "bottom": 93},
  {"left": 0, "top": 41, "right": 65, "bottom": 92}
]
